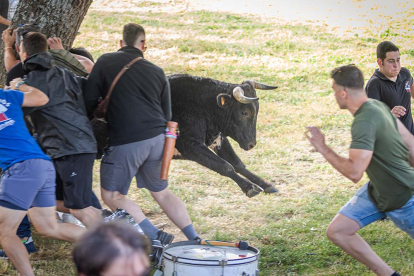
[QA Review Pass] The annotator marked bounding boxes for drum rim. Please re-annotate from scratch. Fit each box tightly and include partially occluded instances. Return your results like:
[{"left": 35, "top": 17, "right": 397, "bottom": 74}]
[
  {"left": 162, "top": 257, "right": 259, "bottom": 267},
  {"left": 162, "top": 240, "right": 260, "bottom": 265}
]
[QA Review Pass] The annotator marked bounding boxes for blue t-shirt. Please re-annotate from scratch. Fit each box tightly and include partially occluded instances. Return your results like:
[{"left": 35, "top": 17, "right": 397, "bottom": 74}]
[{"left": 0, "top": 89, "right": 50, "bottom": 171}]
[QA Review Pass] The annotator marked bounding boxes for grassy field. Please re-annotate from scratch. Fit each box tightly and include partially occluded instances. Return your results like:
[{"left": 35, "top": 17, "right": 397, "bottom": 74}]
[{"left": 1, "top": 0, "right": 414, "bottom": 275}]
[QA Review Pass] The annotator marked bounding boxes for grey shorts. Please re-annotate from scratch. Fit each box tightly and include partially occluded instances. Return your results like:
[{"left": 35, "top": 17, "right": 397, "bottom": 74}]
[
  {"left": 101, "top": 134, "right": 168, "bottom": 194},
  {"left": 0, "top": 159, "right": 56, "bottom": 211}
]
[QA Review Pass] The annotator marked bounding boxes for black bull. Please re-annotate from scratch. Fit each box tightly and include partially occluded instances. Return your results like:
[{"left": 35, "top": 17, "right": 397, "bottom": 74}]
[{"left": 92, "top": 74, "right": 278, "bottom": 198}]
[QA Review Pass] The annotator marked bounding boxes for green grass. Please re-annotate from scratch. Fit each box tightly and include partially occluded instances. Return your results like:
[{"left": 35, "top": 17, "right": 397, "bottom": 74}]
[{"left": 2, "top": 0, "right": 414, "bottom": 275}]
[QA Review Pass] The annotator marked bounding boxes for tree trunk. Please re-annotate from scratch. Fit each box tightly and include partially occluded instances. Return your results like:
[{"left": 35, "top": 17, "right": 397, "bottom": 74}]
[{"left": 0, "top": 0, "right": 93, "bottom": 84}]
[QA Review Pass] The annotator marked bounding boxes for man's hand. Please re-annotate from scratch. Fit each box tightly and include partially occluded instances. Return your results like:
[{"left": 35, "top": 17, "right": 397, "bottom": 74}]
[
  {"left": 2, "top": 28, "right": 15, "bottom": 47},
  {"left": 47, "top": 37, "right": 64, "bottom": 50},
  {"left": 305, "top": 126, "right": 327, "bottom": 152},
  {"left": 9, "top": 78, "right": 23, "bottom": 90},
  {"left": 391, "top": 106, "right": 406, "bottom": 117},
  {"left": 305, "top": 126, "right": 373, "bottom": 183}
]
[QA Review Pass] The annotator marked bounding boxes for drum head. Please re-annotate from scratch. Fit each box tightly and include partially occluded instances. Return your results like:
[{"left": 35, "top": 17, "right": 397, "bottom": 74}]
[{"left": 163, "top": 241, "right": 259, "bottom": 266}]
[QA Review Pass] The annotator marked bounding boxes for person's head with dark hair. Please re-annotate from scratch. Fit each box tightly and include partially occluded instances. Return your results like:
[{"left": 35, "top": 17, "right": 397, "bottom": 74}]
[
  {"left": 330, "top": 65, "right": 366, "bottom": 110},
  {"left": 18, "top": 32, "right": 48, "bottom": 62},
  {"left": 73, "top": 222, "right": 151, "bottom": 276},
  {"left": 377, "top": 41, "right": 399, "bottom": 62},
  {"left": 330, "top": 65, "right": 364, "bottom": 89},
  {"left": 121, "top": 23, "right": 146, "bottom": 53},
  {"left": 376, "top": 41, "right": 401, "bottom": 80},
  {"left": 69, "top": 47, "right": 94, "bottom": 63}
]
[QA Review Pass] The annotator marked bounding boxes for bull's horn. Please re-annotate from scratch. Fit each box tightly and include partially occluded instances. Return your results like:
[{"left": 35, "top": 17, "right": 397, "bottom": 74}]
[
  {"left": 246, "top": 80, "right": 278, "bottom": 90},
  {"left": 233, "top": 87, "right": 259, "bottom": 104}
]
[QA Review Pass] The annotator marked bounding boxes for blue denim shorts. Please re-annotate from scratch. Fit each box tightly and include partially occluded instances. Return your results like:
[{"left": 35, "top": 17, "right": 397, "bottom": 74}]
[
  {"left": 0, "top": 159, "right": 56, "bottom": 211},
  {"left": 339, "top": 183, "right": 414, "bottom": 239}
]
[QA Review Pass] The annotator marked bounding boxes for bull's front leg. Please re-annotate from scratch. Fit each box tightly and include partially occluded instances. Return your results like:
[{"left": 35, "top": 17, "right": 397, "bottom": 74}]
[
  {"left": 213, "top": 136, "right": 278, "bottom": 194},
  {"left": 180, "top": 142, "right": 262, "bottom": 198}
]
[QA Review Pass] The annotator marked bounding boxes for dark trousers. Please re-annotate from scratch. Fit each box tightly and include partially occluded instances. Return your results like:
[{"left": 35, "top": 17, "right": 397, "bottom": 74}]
[{"left": 16, "top": 215, "right": 31, "bottom": 238}]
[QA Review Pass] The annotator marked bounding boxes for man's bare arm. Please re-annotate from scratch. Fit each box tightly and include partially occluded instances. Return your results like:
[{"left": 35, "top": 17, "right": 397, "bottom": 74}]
[
  {"left": 1, "top": 29, "right": 19, "bottom": 71},
  {"left": 8, "top": 79, "right": 49, "bottom": 107},
  {"left": 0, "top": 15, "right": 10, "bottom": 26},
  {"left": 396, "top": 120, "right": 414, "bottom": 167},
  {"left": 318, "top": 146, "right": 372, "bottom": 183},
  {"left": 21, "top": 85, "right": 49, "bottom": 107},
  {"left": 72, "top": 54, "right": 94, "bottom": 73},
  {"left": 305, "top": 126, "right": 373, "bottom": 183}
]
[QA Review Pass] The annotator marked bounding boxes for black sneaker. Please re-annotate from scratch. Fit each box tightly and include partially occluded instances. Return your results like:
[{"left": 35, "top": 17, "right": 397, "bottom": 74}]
[
  {"left": 0, "top": 237, "right": 37, "bottom": 259},
  {"left": 156, "top": 230, "right": 174, "bottom": 246},
  {"left": 150, "top": 231, "right": 174, "bottom": 265},
  {"left": 150, "top": 240, "right": 163, "bottom": 264}
]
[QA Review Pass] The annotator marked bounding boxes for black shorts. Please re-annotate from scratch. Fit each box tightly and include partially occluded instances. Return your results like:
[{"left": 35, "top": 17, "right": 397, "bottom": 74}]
[{"left": 53, "top": 153, "right": 95, "bottom": 209}]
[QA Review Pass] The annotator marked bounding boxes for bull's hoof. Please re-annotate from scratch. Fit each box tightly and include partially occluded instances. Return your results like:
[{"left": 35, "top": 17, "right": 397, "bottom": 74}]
[
  {"left": 246, "top": 185, "right": 263, "bottom": 198},
  {"left": 246, "top": 189, "right": 260, "bottom": 198},
  {"left": 264, "top": 186, "right": 279, "bottom": 193}
]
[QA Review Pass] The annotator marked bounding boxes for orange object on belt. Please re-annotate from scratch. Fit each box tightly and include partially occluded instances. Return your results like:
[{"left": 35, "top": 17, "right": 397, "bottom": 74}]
[{"left": 160, "top": 121, "right": 178, "bottom": 180}]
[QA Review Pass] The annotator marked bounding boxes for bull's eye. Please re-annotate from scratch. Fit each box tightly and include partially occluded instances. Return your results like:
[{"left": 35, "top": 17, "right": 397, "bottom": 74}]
[{"left": 242, "top": 111, "right": 248, "bottom": 116}]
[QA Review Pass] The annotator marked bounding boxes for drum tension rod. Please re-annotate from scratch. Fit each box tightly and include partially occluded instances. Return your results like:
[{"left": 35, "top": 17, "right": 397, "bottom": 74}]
[{"left": 219, "top": 260, "right": 228, "bottom": 266}]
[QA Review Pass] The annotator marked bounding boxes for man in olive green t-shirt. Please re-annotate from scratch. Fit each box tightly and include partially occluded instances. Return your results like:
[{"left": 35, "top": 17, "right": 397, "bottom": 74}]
[{"left": 306, "top": 65, "right": 414, "bottom": 276}]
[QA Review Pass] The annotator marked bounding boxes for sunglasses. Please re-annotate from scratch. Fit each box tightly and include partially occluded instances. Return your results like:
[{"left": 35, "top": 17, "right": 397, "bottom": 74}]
[
  {"left": 140, "top": 39, "right": 147, "bottom": 52},
  {"left": 17, "top": 23, "right": 39, "bottom": 27}
]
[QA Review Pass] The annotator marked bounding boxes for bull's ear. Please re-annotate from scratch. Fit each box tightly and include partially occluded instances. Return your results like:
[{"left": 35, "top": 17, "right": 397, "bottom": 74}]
[{"left": 217, "top": 93, "right": 233, "bottom": 108}]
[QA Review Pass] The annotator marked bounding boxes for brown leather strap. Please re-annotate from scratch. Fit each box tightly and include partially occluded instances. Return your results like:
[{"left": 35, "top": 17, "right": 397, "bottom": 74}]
[{"left": 100, "top": 56, "right": 143, "bottom": 114}]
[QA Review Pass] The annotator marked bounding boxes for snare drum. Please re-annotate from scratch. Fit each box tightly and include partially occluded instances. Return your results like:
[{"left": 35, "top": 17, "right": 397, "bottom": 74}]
[{"left": 161, "top": 241, "right": 260, "bottom": 276}]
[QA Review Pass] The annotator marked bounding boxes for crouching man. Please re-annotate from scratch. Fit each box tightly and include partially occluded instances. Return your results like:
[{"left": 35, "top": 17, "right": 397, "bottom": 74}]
[
  {"left": 306, "top": 65, "right": 413, "bottom": 276},
  {"left": 0, "top": 84, "right": 86, "bottom": 276}
]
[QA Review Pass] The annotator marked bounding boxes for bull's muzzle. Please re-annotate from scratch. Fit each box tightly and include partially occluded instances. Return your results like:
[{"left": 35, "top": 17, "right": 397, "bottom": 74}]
[{"left": 248, "top": 141, "right": 256, "bottom": 150}]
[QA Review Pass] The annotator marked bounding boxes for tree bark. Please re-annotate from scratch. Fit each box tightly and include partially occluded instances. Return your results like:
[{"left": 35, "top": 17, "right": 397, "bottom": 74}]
[{"left": 0, "top": 0, "right": 93, "bottom": 84}]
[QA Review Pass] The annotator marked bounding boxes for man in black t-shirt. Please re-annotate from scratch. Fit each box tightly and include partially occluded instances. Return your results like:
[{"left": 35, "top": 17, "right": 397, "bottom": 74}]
[{"left": 366, "top": 41, "right": 414, "bottom": 134}]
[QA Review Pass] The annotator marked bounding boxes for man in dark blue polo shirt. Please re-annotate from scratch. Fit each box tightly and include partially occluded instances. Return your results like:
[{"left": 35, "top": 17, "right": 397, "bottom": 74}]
[{"left": 366, "top": 41, "right": 414, "bottom": 134}]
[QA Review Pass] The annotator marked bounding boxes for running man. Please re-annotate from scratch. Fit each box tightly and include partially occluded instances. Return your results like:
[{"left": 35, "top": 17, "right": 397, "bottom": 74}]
[{"left": 0, "top": 82, "right": 86, "bottom": 276}]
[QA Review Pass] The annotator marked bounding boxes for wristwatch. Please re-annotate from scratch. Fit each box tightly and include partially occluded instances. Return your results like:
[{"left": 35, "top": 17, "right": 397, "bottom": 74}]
[{"left": 16, "top": 81, "right": 25, "bottom": 90}]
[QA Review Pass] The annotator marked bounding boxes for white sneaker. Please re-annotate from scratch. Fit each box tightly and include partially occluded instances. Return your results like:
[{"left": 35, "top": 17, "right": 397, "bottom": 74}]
[
  {"left": 62, "top": 213, "right": 86, "bottom": 228},
  {"left": 56, "top": 211, "right": 64, "bottom": 223}
]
